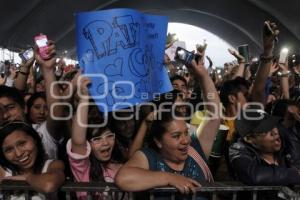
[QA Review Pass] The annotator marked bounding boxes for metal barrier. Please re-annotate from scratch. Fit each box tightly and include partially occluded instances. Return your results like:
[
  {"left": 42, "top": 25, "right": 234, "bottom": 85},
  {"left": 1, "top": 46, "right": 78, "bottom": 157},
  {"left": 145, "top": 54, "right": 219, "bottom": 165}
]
[
  {"left": 1, "top": 180, "right": 300, "bottom": 200},
  {"left": 294, "top": 186, "right": 300, "bottom": 199}
]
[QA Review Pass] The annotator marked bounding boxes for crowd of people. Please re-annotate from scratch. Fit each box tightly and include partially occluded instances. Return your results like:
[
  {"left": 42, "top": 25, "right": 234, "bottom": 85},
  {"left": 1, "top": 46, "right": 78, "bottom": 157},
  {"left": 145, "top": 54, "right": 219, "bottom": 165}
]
[{"left": 0, "top": 20, "right": 300, "bottom": 200}]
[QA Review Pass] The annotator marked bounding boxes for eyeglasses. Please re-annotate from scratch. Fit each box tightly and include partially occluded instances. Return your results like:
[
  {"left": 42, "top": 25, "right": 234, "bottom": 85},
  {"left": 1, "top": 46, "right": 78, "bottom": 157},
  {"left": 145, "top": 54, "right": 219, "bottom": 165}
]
[{"left": 90, "top": 132, "right": 115, "bottom": 144}]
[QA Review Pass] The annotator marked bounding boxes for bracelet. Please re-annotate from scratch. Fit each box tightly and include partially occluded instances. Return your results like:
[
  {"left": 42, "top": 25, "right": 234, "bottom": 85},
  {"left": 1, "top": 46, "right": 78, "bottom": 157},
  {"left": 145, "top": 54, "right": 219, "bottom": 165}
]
[
  {"left": 260, "top": 54, "right": 274, "bottom": 62},
  {"left": 278, "top": 71, "right": 291, "bottom": 77},
  {"left": 18, "top": 71, "right": 30, "bottom": 75}
]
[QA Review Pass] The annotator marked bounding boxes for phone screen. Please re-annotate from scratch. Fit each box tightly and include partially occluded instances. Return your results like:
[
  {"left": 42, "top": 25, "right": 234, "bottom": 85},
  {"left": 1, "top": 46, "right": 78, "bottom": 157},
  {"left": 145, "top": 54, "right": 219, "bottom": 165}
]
[
  {"left": 175, "top": 47, "right": 193, "bottom": 64},
  {"left": 279, "top": 49, "right": 289, "bottom": 64},
  {"left": 36, "top": 38, "right": 47, "bottom": 47},
  {"left": 34, "top": 64, "right": 43, "bottom": 80},
  {"left": 34, "top": 34, "right": 49, "bottom": 59},
  {"left": 23, "top": 48, "right": 34, "bottom": 60},
  {"left": 177, "top": 49, "right": 189, "bottom": 61}
]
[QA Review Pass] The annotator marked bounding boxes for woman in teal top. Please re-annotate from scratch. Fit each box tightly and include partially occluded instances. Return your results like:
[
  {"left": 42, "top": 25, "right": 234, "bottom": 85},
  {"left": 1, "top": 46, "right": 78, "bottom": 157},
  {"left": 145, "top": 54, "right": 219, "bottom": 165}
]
[
  {"left": 116, "top": 112, "right": 216, "bottom": 200},
  {"left": 116, "top": 54, "right": 220, "bottom": 199}
]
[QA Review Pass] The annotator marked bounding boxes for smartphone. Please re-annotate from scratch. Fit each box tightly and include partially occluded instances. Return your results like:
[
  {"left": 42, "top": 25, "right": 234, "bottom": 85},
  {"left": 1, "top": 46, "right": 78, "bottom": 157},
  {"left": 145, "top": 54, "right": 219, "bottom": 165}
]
[
  {"left": 34, "top": 64, "right": 43, "bottom": 81},
  {"left": 34, "top": 34, "right": 49, "bottom": 60},
  {"left": 279, "top": 48, "right": 289, "bottom": 64},
  {"left": 175, "top": 47, "right": 201, "bottom": 65},
  {"left": 238, "top": 44, "right": 250, "bottom": 64},
  {"left": 19, "top": 48, "right": 34, "bottom": 62}
]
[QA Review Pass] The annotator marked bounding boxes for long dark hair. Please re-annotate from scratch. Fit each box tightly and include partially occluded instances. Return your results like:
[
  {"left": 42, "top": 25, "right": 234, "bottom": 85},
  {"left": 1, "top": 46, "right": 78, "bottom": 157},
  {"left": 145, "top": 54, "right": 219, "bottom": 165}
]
[
  {"left": 148, "top": 111, "right": 184, "bottom": 151},
  {"left": 26, "top": 92, "right": 47, "bottom": 124},
  {"left": 86, "top": 106, "right": 124, "bottom": 182},
  {"left": 0, "top": 121, "right": 46, "bottom": 175},
  {"left": 86, "top": 127, "right": 123, "bottom": 182},
  {"left": 0, "top": 85, "right": 25, "bottom": 109}
]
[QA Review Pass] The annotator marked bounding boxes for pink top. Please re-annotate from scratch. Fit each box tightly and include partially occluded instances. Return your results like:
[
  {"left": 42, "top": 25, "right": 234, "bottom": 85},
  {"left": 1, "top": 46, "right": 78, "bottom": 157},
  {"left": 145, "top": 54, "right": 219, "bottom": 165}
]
[{"left": 67, "top": 139, "right": 122, "bottom": 200}]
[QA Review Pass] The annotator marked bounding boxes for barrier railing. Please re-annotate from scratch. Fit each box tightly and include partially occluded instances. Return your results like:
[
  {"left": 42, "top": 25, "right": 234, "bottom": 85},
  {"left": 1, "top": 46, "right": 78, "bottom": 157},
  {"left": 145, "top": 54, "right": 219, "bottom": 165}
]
[{"left": 1, "top": 180, "right": 300, "bottom": 200}]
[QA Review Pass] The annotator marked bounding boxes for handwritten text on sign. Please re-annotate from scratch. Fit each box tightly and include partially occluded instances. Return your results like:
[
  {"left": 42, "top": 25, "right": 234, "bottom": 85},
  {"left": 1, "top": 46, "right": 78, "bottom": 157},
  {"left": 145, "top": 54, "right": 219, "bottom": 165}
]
[{"left": 76, "top": 9, "right": 172, "bottom": 112}]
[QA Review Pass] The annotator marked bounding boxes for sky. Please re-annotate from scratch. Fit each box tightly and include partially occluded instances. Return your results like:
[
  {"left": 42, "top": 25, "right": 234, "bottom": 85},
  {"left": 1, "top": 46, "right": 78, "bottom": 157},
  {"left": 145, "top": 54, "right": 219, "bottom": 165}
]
[
  {"left": 167, "top": 22, "right": 235, "bottom": 67},
  {"left": 0, "top": 48, "right": 76, "bottom": 65}
]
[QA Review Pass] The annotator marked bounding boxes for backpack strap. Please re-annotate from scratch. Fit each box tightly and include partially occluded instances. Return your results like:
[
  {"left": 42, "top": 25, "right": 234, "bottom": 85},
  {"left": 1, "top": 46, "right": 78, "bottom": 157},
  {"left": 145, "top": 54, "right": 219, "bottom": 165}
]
[{"left": 188, "top": 146, "right": 214, "bottom": 182}]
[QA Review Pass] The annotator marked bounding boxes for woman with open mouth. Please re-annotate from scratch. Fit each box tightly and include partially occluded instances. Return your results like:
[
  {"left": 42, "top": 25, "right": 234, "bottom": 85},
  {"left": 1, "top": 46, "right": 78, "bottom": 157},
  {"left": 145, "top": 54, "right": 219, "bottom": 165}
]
[
  {"left": 115, "top": 55, "right": 220, "bottom": 200},
  {"left": 0, "top": 120, "right": 65, "bottom": 200},
  {"left": 67, "top": 76, "right": 125, "bottom": 200}
]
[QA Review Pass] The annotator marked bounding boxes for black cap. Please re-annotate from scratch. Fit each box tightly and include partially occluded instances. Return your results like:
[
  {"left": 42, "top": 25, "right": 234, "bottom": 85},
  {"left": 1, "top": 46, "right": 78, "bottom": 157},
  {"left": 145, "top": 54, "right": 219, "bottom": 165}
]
[{"left": 235, "top": 109, "right": 280, "bottom": 137}]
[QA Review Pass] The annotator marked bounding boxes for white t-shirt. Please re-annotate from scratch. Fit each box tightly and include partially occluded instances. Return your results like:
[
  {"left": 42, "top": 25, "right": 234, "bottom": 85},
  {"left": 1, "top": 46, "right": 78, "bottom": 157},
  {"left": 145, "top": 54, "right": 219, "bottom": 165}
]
[
  {"left": 32, "top": 122, "right": 63, "bottom": 160},
  {"left": 5, "top": 77, "right": 14, "bottom": 87}
]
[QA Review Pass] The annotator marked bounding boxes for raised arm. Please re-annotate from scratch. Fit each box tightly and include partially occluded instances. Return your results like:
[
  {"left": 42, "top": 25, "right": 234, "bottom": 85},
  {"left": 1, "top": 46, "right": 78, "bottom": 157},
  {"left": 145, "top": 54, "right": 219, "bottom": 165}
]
[
  {"left": 128, "top": 111, "right": 155, "bottom": 157},
  {"left": 251, "top": 21, "right": 279, "bottom": 105},
  {"left": 71, "top": 76, "right": 91, "bottom": 155},
  {"left": 190, "top": 58, "right": 221, "bottom": 159},
  {"left": 278, "top": 62, "right": 290, "bottom": 99},
  {"left": 14, "top": 58, "right": 34, "bottom": 91},
  {"left": 34, "top": 40, "right": 65, "bottom": 139},
  {"left": 228, "top": 48, "right": 246, "bottom": 79}
]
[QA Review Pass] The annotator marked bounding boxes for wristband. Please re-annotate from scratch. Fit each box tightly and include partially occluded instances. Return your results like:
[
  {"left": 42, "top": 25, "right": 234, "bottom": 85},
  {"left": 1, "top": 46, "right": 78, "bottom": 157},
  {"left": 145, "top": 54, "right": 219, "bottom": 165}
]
[
  {"left": 19, "top": 71, "right": 30, "bottom": 75},
  {"left": 278, "top": 71, "right": 291, "bottom": 77},
  {"left": 260, "top": 54, "right": 274, "bottom": 62}
]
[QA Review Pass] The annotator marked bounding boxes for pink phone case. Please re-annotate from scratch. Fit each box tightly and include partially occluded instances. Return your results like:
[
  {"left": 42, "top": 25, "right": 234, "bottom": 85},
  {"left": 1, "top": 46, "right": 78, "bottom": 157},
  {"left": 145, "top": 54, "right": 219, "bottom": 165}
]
[{"left": 34, "top": 34, "right": 49, "bottom": 59}]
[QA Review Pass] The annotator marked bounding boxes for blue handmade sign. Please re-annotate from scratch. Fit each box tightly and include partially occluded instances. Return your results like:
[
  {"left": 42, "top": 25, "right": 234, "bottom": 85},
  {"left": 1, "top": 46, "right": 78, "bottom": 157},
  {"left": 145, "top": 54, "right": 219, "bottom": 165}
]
[{"left": 76, "top": 8, "right": 172, "bottom": 112}]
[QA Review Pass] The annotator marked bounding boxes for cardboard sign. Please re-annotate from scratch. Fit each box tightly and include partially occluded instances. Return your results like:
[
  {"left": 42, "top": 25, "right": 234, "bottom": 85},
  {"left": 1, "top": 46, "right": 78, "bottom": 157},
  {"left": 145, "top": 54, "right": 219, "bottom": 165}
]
[{"left": 76, "top": 8, "right": 172, "bottom": 112}]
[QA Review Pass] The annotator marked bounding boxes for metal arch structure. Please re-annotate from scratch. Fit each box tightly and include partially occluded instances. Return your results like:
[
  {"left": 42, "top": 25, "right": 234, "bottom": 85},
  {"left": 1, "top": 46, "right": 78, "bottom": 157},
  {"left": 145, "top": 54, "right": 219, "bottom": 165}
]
[{"left": 0, "top": 0, "right": 299, "bottom": 59}]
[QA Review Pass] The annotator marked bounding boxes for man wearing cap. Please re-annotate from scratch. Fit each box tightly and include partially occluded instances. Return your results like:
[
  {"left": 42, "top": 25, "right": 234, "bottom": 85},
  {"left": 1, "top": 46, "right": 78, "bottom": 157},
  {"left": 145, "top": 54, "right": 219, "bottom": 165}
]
[{"left": 229, "top": 109, "right": 300, "bottom": 186}]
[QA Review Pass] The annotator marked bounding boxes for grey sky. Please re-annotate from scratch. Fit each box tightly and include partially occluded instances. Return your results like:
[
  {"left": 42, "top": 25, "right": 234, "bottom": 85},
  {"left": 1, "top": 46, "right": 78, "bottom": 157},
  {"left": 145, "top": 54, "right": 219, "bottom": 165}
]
[{"left": 167, "top": 22, "right": 235, "bottom": 67}]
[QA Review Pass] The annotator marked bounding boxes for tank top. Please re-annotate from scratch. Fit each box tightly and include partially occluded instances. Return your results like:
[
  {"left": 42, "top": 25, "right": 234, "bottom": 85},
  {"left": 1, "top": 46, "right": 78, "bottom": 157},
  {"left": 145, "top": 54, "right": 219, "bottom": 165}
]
[{"left": 141, "top": 133, "right": 212, "bottom": 200}]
